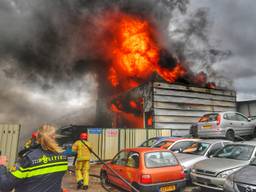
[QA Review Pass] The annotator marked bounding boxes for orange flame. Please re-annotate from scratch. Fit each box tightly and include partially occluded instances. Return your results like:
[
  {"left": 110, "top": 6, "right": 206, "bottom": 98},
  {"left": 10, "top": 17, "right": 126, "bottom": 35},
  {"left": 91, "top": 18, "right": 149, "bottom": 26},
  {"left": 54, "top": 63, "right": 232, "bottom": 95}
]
[{"left": 107, "top": 13, "right": 186, "bottom": 90}]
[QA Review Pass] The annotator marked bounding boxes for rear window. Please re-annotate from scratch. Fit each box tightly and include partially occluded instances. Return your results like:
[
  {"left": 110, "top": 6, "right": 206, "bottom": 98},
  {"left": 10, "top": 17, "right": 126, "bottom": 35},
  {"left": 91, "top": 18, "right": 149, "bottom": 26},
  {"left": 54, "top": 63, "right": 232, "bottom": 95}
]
[
  {"left": 145, "top": 151, "right": 178, "bottom": 168},
  {"left": 140, "top": 138, "right": 158, "bottom": 147},
  {"left": 199, "top": 114, "right": 218, "bottom": 122},
  {"left": 153, "top": 141, "right": 174, "bottom": 149}
]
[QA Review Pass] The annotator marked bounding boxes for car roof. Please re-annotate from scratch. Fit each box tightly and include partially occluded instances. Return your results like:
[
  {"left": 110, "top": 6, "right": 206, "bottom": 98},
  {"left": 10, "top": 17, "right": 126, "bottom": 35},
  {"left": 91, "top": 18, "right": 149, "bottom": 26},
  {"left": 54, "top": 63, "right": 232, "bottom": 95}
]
[
  {"left": 123, "top": 147, "right": 171, "bottom": 153},
  {"left": 232, "top": 141, "right": 256, "bottom": 146},
  {"left": 157, "top": 137, "right": 188, "bottom": 142},
  {"left": 200, "top": 139, "right": 232, "bottom": 144}
]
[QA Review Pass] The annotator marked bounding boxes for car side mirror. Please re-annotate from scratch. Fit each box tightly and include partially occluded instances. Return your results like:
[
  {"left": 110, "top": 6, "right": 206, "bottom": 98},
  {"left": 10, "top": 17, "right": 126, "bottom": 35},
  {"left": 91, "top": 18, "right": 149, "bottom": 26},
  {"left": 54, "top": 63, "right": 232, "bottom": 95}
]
[{"left": 248, "top": 117, "right": 252, "bottom": 122}]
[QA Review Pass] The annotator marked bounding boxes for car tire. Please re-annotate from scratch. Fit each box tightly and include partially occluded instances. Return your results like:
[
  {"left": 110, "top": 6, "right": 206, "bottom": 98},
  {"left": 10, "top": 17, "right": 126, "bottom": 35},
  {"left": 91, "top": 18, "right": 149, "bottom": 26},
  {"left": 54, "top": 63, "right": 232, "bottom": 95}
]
[
  {"left": 226, "top": 130, "right": 235, "bottom": 141},
  {"left": 100, "top": 170, "right": 110, "bottom": 185}
]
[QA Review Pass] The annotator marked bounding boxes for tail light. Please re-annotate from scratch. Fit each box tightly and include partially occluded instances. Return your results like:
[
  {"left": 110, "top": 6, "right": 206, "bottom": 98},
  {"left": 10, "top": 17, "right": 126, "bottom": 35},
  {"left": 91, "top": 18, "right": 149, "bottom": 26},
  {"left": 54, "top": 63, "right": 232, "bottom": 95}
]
[
  {"left": 140, "top": 174, "right": 152, "bottom": 184},
  {"left": 217, "top": 114, "right": 221, "bottom": 126}
]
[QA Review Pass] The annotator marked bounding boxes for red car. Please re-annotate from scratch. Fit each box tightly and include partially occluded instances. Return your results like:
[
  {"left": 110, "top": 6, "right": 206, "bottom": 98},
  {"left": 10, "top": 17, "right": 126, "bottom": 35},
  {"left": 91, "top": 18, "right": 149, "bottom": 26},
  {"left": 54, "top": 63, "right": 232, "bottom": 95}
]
[{"left": 100, "top": 148, "right": 186, "bottom": 192}]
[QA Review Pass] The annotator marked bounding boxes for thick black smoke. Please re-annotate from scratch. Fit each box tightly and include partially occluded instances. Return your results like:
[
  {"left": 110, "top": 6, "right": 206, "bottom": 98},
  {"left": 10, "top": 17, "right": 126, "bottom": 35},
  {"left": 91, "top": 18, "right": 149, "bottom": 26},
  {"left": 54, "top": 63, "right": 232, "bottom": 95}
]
[{"left": 0, "top": 0, "right": 231, "bottom": 144}]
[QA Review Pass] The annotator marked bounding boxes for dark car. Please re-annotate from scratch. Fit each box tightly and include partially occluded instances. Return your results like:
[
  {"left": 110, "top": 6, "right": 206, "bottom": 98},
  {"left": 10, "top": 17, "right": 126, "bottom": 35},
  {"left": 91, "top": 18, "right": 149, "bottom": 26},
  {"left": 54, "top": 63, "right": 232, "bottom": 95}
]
[{"left": 224, "top": 157, "right": 256, "bottom": 192}]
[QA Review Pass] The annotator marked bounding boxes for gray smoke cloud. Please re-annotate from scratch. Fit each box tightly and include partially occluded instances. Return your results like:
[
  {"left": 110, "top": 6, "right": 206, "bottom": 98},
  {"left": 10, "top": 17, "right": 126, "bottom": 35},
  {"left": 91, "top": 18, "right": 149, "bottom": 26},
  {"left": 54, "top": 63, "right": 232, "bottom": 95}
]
[
  {"left": 0, "top": 0, "right": 239, "bottom": 145},
  {"left": 190, "top": 0, "right": 256, "bottom": 100}
]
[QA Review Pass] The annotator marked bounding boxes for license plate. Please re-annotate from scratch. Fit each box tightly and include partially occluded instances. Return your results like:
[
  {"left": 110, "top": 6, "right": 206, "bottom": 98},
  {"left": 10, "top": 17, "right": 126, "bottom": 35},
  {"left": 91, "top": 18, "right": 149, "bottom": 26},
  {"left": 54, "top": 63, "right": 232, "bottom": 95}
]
[
  {"left": 160, "top": 185, "right": 176, "bottom": 192},
  {"left": 203, "top": 124, "right": 212, "bottom": 129}
]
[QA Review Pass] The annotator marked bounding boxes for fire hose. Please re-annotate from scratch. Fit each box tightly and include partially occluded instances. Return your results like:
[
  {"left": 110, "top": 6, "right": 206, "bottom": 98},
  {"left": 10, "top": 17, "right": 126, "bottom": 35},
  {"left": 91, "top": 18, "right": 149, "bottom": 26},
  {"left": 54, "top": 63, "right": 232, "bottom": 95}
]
[{"left": 80, "top": 140, "right": 140, "bottom": 192}]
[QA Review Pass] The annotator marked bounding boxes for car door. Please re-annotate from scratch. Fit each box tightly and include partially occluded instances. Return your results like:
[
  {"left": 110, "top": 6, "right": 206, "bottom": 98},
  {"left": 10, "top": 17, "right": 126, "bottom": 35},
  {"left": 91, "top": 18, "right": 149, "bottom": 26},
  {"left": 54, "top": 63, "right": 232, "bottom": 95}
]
[
  {"left": 122, "top": 152, "right": 140, "bottom": 190},
  {"left": 235, "top": 113, "right": 252, "bottom": 136},
  {"left": 206, "top": 142, "right": 223, "bottom": 158},
  {"left": 223, "top": 112, "right": 240, "bottom": 132},
  {"left": 108, "top": 150, "right": 129, "bottom": 186}
]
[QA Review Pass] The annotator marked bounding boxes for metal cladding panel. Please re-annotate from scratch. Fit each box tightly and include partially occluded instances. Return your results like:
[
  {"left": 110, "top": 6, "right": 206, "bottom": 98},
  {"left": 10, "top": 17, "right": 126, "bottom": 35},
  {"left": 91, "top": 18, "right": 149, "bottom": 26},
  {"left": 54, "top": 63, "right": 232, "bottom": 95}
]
[
  {"left": 154, "top": 95, "right": 236, "bottom": 107},
  {"left": 153, "top": 82, "right": 236, "bottom": 96},
  {"left": 237, "top": 101, "right": 256, "bottom": 117},
  {"left": 152, "top": 82, "right": 236, "bottom": 133},
  {"left": 0, "top": 124, "right": 20, "bottom": 166}
]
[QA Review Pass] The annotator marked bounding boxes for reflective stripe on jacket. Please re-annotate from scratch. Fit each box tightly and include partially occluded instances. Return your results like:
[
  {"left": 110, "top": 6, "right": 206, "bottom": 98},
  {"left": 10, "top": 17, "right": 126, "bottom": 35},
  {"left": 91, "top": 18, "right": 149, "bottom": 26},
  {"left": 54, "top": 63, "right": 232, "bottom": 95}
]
[
  {"left": 72, "top": 140, "right": 91, "bottom": 161},
  {"left": 0, "top": 146, "right": 68, "bottom": 192}
]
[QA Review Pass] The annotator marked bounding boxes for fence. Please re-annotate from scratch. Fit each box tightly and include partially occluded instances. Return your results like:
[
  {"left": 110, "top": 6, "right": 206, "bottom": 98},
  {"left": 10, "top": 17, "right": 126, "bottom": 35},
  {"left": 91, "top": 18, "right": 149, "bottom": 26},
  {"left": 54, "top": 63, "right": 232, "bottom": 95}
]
[
  {"left": 0, "top": 124, "right": 20, "bottom": 167},
  {"left": 88, "top": 128, "right": 172, "bottom": 160}
]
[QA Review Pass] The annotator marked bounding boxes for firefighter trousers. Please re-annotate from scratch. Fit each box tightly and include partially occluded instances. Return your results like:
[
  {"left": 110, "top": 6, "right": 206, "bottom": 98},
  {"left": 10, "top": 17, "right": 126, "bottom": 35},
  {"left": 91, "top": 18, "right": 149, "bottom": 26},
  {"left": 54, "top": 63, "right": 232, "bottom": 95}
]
[{"left": 75, "top": 160, "right": 90, "bottom": 186}]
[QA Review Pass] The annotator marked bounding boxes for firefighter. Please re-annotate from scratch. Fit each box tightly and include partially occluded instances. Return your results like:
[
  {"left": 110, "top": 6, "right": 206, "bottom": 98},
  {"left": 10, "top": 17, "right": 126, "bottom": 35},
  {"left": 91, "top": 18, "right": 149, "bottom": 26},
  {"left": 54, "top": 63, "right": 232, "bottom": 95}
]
[
  {"left": 72, "top": 132, "right": 92, "bottom": 190},
  {"left": 0, "top": 124, "right": 68, "bottom": 192},
  {"left": 24, "top": 131, "right": 38, "bottom": 149},
  {"left": 18, "top": 131, "right": 39, "bottom": 158}
]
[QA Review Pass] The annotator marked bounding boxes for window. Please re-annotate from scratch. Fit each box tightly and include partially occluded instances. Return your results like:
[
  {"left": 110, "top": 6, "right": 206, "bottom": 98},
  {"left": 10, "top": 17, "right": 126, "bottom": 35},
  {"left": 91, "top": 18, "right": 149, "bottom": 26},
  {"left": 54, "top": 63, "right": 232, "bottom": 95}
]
[
  {"left": 154, "top": 141, "right": 174, "bottom": 149},
  {"left": 145, "top": 151, "right": 178, "bottom": 168},
  {"left": 214, "top": 144, "right": 254, "bottom": 161},
  {"left": 199, "top": 114, "right": 218, "bottom": 122},
  {"left": 140, "top": 138, "right": 158, "bottom": 147},
  {"left": 175, "top": 141, "right": 210, "bottom": 155},
  {"left": 171, "top": 141, "right": 196, "bottom": 152},
  {"left": 224, "top": 113, "right": 237, "bottom": 121},
  {"left": 126, "top": 152, "right": 139, "bottom": 168},
  {"left": 207, "top": 143, "right": 222, "bottom": 157},
  {"left": 112, "top": 151, "right": 128, "bottom": 166},
  {"left": 236, "top": 114, "right": 248, "bottom": 122}
]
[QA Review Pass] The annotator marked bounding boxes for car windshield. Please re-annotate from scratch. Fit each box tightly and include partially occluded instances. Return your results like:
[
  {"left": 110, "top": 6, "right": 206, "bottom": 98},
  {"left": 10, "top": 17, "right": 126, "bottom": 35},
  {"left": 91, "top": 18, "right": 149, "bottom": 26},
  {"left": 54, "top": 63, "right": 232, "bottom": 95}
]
[
  {"left": 153, "top": 141, "right": 174, "bottom": 149},
  {"left": 171, "top": 141, "right": 210, "bottom": 155},
  {"left": 140, "top": 138, "right": 158, "bottom": 147},
  {"left": 214, "top": 144, "right": 254, "bottom": 161},
  {"left": 145, "top": 151, "right": 178, "bottom": 168}
]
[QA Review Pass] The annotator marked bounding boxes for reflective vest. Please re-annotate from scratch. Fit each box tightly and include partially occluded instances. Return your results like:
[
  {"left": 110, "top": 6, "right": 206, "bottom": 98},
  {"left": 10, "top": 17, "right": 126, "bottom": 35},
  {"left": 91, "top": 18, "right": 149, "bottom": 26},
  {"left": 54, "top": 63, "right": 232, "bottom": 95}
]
[
  {"left": 0, "top": 145, "right": 68, "bottom": 192},
  {"left": 72, "top": 140, "right": 91, "bottom": 161}
]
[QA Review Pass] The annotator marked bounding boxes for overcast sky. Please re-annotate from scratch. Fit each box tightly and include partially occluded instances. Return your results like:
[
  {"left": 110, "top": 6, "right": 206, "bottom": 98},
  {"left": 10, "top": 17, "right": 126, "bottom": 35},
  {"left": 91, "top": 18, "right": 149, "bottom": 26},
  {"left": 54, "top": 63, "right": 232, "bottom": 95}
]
[{"left": 191, "top": 0, "right": 256, "bottom": 101}]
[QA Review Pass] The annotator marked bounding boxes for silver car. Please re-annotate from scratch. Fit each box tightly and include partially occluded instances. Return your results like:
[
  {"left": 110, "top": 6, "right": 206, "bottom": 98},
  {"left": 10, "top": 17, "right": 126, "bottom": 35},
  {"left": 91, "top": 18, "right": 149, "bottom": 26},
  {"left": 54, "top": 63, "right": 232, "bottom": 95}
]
[
  {"left": 174, "top": 139, "right": 231, "bottom": 179},
  {"left": 190, "top": 112, "right": 256, "bottom": 141},
  {"left": 191, "top": 141, "right": 256, "bottom": 191}
]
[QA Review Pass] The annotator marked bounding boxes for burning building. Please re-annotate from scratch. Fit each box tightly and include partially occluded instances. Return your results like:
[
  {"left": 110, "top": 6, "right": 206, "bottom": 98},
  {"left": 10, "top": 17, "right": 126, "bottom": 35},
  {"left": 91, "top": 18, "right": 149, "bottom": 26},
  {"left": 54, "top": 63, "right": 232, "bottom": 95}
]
[
  {"left": 109, "top": 80, "right": 236, "bottom": 136},
  {"left": 91, "top": 11, "right": 236, "bottom": 135}
]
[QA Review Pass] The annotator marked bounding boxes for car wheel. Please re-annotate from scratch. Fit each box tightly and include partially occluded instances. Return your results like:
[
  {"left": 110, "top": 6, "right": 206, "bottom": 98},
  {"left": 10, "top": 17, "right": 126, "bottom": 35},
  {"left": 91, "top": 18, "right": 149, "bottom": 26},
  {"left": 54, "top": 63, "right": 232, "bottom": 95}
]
[
  {"left": 100, "top": 171, "right": 110, "bottom": 185},
  {"left": 226, "top": 130, "right": 235, "bottom": 141}
]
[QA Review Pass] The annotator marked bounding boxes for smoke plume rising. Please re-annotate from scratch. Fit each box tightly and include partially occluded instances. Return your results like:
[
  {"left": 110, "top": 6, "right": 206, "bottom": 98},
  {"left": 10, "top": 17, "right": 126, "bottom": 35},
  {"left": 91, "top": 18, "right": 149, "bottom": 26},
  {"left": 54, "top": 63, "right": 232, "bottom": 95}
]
[{"left": 0, "top": 0, "right": 231, "bottom": 144}]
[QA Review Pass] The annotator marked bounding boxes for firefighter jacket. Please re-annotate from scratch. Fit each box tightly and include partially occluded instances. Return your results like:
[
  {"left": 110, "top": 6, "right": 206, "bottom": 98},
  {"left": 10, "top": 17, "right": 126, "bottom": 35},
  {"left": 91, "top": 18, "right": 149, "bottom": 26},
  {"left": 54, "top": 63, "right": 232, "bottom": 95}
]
[
  {"left": 72, "top": 140, "right": 91, "bottom": 161},
  {"left": 0, "top": 145, "right": 68, "bottom": 192}
]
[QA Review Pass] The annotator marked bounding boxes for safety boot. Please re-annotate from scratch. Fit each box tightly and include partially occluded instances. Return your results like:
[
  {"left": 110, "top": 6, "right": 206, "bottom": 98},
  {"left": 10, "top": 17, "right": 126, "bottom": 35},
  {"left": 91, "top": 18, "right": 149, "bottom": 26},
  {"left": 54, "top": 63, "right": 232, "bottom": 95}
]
[{"left": 77, "top": 180, "right": 83, "bottom": 190}]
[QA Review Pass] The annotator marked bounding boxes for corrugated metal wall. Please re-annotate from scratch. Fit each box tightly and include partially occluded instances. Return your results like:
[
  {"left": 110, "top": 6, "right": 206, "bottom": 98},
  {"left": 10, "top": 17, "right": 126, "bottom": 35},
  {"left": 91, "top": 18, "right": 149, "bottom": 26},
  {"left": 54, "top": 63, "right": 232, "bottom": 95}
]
[
  {"left": 88, "top": 128, "right": 172, "bottom": 160},
  {"left": 152, "top": 82, "right": 237, "bottom": 135},
  {"left": 237, "top": 100, "right": 256, "bottom": 118},
  {"left": 0, "top": 124, "right": 20, "bottom": 166}
]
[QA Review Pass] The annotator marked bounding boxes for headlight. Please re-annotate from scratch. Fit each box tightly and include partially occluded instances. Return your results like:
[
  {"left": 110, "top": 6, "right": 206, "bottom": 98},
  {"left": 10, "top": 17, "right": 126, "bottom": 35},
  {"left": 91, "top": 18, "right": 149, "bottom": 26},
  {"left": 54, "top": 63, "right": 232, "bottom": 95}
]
[
  {"left": 191, "top": 168, "right": 196, "bottom": 173},
  {"left": 217, "top": 168, "right": 240, "bottom": 178},
  {"left": 224, "top": 174, "right": 234, "bottom": 191}
]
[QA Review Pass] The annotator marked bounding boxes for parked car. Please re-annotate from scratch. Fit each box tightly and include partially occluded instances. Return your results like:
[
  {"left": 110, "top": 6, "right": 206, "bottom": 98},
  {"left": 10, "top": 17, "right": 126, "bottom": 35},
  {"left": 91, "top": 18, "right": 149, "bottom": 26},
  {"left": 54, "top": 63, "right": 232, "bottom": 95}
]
[
  {"left": 138, "top": 136, "right": 173, "bottom": 147},
  {"left": 224, "top": 157, "right": 256, "bottom": 192},
  {"left": 191, "top": 141, "right": 256, "bottom": 191},
  {"left": 100, "top": 148, "right": 186, "bottom": 192},
  {"left": 174, "top": 139, "right": 231, "bottom": 179},
  {"left": 190, "top": 112, "right": 256, "bottom": 141}
]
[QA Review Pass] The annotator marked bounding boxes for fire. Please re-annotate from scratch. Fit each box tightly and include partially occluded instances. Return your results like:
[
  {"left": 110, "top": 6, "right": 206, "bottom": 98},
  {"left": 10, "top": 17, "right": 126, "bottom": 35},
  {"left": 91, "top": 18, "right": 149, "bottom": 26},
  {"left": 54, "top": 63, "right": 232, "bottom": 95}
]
[
  {"left": 107, "top": 13, "right": 186, "bottom": 90},
  {"left": 105, "top": 12, "right": 187, "bottom": 128}
]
